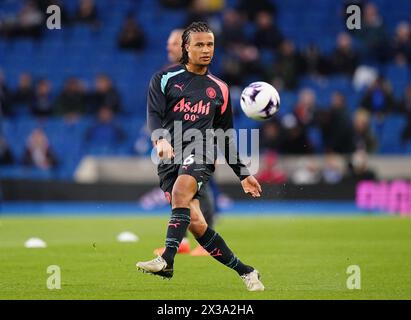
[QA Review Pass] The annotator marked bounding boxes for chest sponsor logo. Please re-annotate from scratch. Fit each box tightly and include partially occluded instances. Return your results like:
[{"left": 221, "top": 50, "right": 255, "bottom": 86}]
[{"left": 173, "top": 98, "right": 211, "bottom": 121}]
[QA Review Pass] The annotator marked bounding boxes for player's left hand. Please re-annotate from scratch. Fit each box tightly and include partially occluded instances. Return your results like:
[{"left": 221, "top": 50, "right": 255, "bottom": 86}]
[{"left": 241, "top": 176, "right": 262, "bottom": 198}]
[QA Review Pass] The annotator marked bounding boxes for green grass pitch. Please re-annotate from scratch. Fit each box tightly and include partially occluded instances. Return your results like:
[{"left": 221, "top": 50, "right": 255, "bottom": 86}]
[{"left": 0, "top": 215, "right": 410, "bottom": 299}]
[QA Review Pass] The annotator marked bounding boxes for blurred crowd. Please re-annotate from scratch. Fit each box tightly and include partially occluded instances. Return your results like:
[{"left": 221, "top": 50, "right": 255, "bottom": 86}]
[{"left": 0, "top": 0, "right": 410, "bottom": 182}]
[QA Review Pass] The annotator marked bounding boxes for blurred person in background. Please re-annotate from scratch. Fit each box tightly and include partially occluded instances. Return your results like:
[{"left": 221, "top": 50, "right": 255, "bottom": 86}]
[
  {"left": 319, "top": 91, "right": 354, "bottom": 154},
  {"left": 356, "top": 2, "right": 389, "bottom": 62},
  {"left": 88, "top": 74, "right": 122, "bottom": 114},
  {"left": 237, "top": 0, "right": 277, "bottom": 22},
  {"left": 397, "top": 84, "right": 411, "bottom": 148},
  {"left": 259, "top": 119, "right": 283, "bottom": 153},
  {"left": 23, "top": 128, "right": 58, "bottom": 170},
  {"left": 117, "top": 13, "right": 146, "bottom": 52},
  {"left": 390, "top": 21, "right": 411, "bottom": 65},
  {"left": 256, "top": 151, "right": 287, "bottom": 184},
  {"left": 0, "top": 71, "right": 11, "bottom": 116},
  {"left": 12, "top": 73, "right": 34, "bottom": 114},
  {"left": 281, "top": 113, "right": 313, "bottom": 154},
  {"left": 294, "top": 88, "right": 318, "bottom": 127},
  {"left": 301, "top": 43, "right": 330, "bottom": 77},
  {"left": 54, "top": 77, "right": 87, "bottom": 121},
  {"left": 219, "top": 8, "right": 246, "bottom": 51},
  {"left": 166, "top": 29, "right": 184, "bottom": 65},
  {"left": 352, "top": 109, "right": 377, "bottom": 153},
  {"left": 0, "top": 0, "right": 44, "bottom": 39},
  {"left": 0, "top": 136, "right": 14, "bottom": 165},
  {"left": 72, "top": 0, "right": 100, "bottom": 28},
  {"left": 268, "top": 40, "right": 303, "bottom": 90},
  {"left": 361, "top": 76, "right": 395, "bottom": 116},
  {"left": 291, "top": 158, "right": 321, "bottom": 184},
  {"left": 330, "top": 32, "right": 359, "bottom": 76},
  {"left": 31, "top": 79, "right": 54, "bottom": 117},
  {"left": 253, "top": 10, "right": 283, "bottom": 50},
  {"left": 322, "top": 153, "right": 345, "bottom": 184},
  {"left": 347, "top": 150, "right": 377, "bottom": 181},
  {"left": 185, "top": 0, "right": 225, "bottom": 25},
  {"left": 398, "top": 84, "right": 411, "bottom": 115}
]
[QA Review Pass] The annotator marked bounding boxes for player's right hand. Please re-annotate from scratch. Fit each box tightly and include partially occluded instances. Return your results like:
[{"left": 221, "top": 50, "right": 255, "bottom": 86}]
[{"left": 156, "top": 139, "right": 175, "bottom": 159}]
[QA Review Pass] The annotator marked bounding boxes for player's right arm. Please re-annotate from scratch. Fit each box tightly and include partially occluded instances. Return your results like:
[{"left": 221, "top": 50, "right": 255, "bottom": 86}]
[{"left": 147, "top": 73, "right": 174, "bottom": 159}]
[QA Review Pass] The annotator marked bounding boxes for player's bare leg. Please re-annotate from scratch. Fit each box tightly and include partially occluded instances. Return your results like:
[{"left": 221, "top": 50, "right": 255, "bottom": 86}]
[
  {"left": 189, "top": 199, "right": 264, "bottom": 291},
  {"left": 137, "top": 175, "right": 197, "bottom": 278}
]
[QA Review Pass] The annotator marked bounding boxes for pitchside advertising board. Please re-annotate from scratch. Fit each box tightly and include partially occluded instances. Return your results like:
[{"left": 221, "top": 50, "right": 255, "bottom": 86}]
[{"left": 356, "top": 180, "right": 411, "bottom": 216}]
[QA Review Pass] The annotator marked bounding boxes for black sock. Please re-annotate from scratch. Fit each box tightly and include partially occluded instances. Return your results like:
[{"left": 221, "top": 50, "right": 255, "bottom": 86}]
[
  {"left": 196, "top": 227, "right": 254, "bottom": 276},
  {"left": 161, "top": 208, "right": 191, "bottom": 267}
]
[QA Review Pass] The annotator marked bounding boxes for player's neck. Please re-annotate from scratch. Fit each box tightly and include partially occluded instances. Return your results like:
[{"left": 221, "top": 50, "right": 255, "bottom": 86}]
[{"left": 185, "top": 63, "right": 208, "bottom": 75}]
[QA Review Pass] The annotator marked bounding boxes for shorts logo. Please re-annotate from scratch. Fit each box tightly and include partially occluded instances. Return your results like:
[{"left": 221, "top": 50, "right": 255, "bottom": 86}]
[{"left": 206, "top": 87, "right": 216, "bottom": 99}]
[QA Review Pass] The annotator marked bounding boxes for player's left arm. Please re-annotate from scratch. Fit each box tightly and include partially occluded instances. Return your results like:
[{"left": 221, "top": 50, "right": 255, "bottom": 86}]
[{"left": 213, "top": 93, "right": 262, "bottom": 198}]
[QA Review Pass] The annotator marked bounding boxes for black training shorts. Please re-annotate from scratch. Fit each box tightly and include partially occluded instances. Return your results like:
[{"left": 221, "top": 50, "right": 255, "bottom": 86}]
[{"left": 157, "top": 157, "right": 215, "bottom": 201}]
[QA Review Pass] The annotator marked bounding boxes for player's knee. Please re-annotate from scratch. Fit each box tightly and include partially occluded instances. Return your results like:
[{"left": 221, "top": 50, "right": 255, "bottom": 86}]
[{"left": 172, "top": 187, "right": 191, "bottom": 208}]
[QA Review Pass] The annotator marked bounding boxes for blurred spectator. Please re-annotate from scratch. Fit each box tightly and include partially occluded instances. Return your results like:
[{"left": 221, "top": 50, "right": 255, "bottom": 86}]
[
  {"left": 85, "top": 106, "right": 126, "bottom": 151},
  {"left": 291, "top": 158, "right": 321, "bottom": 184},
  {"left": 23, "top": 128, "right": 58, "bottom": 170},
  {"left": 0, "top": 0, "right": 44, "bottom": 39},
  {"left": 54, "top": 78, "right": 87, "bottom": 119},
  {"left": 256, "top": 151, "right": 287, "bottom": 184},
  {"left": 0, "top": 71, "right": 11, "bottom": 116},
  {"left": 268, "top": 40, "right": 302, "bottom": 90},
  {"left": 12, "top": 73, "right": 34, "bottom": 112},
  {"left": 117, "top": 14, "right": 146, "bottom": 52},
  {"left": 294, "top": 88, "right": 318, "bottom": 127},
  {"left": 401, "top": 82, "right": 411, "bottom": 146},
  {"left": 220, "top": 9, "right": 246, "bottom": 49},
  {"left": 319, "top": 91, "right": 354, "bottom": 154},
  {"left": 401, "top": 112, "right": 411, "bottom": 144},
  {"left": 391, "top": 22, "right": 411, "bottom": 65},
  {"left": 72, "top": 0, "right": 100, "bottom": 27},
  {"left": 0, "top": 136, "right": 14, "bottom": 165},
  {"left": 88, "top": 75, "right": 121, "bottom": 114},
  {"left": 253, "top": 11, "right": 283, "bottom": 50},
  {"left": 31, "top": 79, "right": 54, "bottom": 117},
  {"left": 302, "top": 44, "right": 330, "bottom": 77},
  {"left": 356, "top": 3, "right": 389, "bottom": 62},
  {"left": 281, "top": 113, "right": 313, "bottom": 154},
  {"left": 237, "top": 0, "right": 277, "bottom": 22},
  {"left": 398, "top": 84, "right": 411, "bottom": 115},
  {"left": 166, "top": 29, "right": 184, "bottom": 64},
  {"left": 220, "top": 54, "right": 245, "bottom": 86},
  {"left": 347, "top": 150, "right": 377, "bottom": 181},
  {"left": 259, "top": 119, "right": 282, "bottom": 153},
  {"left": 159, "top": 0, "right": 193, "bottom": 9},
  {"left": 352, "top": 109, "right": 377, "bottom": 153},
  {"left": 322, "top": 153, "right": 345, "bottom": 184},
  {"left": 361, "top": 76, "right": 395, "bottom": 115},
  {"left": 185, "top": 0, "right": 224, "bottom": 25},
  {"left": 330, "top": 32, "right": 359, "bottom": 76}
]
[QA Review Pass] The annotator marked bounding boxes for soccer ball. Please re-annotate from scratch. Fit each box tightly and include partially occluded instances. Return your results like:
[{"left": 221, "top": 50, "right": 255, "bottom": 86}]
[{"left": 240, "top": 82, "right": 280, "bottom": 121}]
